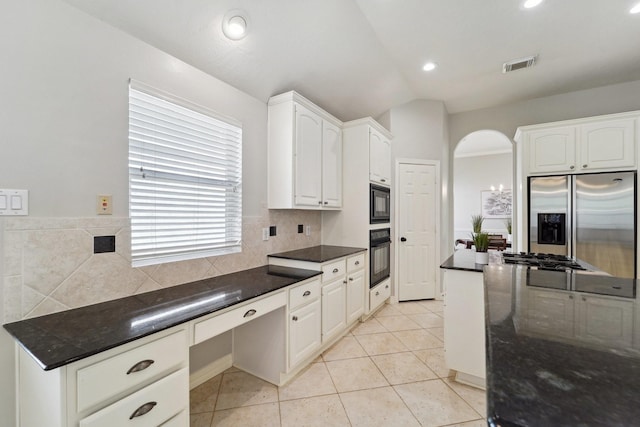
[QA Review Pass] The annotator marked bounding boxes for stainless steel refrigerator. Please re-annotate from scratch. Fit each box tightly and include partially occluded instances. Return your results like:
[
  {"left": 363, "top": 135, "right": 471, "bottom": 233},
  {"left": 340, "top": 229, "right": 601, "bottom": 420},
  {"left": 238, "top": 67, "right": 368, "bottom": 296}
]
[{"left": 529, "top": 171, "right": 636, "bottom": 278}]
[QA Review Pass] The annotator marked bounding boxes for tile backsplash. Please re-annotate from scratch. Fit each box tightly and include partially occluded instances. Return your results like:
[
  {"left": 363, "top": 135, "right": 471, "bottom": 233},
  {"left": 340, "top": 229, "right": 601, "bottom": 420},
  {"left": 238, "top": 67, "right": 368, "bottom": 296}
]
[{"left": 2, "top": 209, "right": 321, "bottom": 323}]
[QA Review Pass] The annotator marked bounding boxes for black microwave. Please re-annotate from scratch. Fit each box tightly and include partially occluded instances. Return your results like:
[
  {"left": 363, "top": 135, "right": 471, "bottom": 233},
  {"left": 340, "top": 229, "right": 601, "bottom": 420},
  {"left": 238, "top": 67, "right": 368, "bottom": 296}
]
[{"left": 370, "top": 184, "right": 391, "bottom": 224}]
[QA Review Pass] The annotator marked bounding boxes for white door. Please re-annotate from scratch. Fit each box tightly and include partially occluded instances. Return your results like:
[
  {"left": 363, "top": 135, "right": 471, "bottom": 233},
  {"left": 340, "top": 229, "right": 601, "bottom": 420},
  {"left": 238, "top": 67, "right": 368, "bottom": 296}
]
[
  {"left": 294, "top": 104, "right": 322, "bottom": 207},
  {"left": 321, "top": 279, "right": 346, "bottom": 341},
  {"left": 397, "top": 162, "right": 437, "bottom": 301},
  {"left": 321, "top": 120, "right": 342, "bottom": 207}
]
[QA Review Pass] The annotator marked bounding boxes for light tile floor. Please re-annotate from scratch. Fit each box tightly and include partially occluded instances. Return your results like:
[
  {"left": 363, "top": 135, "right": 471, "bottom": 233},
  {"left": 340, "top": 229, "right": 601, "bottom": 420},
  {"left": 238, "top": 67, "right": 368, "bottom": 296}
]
[{"left": 190, "top": 299, "right": 487, "bottom": 427}]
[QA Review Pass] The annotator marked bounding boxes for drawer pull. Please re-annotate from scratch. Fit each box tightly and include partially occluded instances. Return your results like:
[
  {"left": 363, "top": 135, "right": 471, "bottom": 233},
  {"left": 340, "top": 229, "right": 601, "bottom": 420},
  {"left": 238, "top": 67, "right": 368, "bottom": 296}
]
[
  {"left": 303, "top": 290, "right": 311, "bottom": 297},
  {"left": 292, "top": 316, "right": 298, "bottom": 321},
  {"left": 376, "top": 291, "right": 380, "bottom": 296},
  {"left": 126, "top": 359, "right": 155, "bottom": 375},
  {"left": 582, "top": 164, "right": 588, "bottom": 168},
  {"left": 349, "top": 277, "right": 354, "bottom": 281},
  {"left": 355, "top": 261, "right": 360, "bottom": 266},
  {"left": 332, "top": 268, "right": 339, "bottom": 273},
  {"left": 129, "top": 401, "right": 157, "bottom": 419},
  {"left": 244, "top": 309, "right": 257, "bottom": 318}
]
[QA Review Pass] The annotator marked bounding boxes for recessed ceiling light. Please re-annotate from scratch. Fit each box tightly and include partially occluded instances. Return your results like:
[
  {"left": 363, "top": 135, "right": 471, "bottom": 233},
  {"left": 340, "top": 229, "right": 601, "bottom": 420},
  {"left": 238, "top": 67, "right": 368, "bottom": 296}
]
[
  {"left": 423, "top": 62, "right": 437, "bottom": 72},
  {"left": 631, "top": 2, "right": 640, "bottom": 14},
  {"left": 523, "top": 0, "right": 543, "bottom": 8},
  {"left": 222, "top": 10, "right": 249, "bottom": 40}
]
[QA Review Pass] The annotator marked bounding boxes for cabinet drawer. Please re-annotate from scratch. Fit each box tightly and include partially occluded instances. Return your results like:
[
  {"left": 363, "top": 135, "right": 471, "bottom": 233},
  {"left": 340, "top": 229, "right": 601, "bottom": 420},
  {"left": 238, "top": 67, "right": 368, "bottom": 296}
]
[
  {"left": 80, "top": 368, "right": 188, "bottom": 427},
  {"left": 194, "top": 291, "right": 287, "bottom": 344},
  {"left": 347, "top": 253, "right": 365, "bottom": 272},
  {"left": 76, "top": 330, "right": 187, "bottom": 414},
  {"left": 370, "top": 280, "right": 391, "bottom": 312},
  {"left": 289, "top": 278, "right": 321, "bottom": 310},
  {"left": 322, "top": 259, "right": 346, "bottom": 282},
  {"left": 160, "top": 409, "right": 188, "bottom": 426}
]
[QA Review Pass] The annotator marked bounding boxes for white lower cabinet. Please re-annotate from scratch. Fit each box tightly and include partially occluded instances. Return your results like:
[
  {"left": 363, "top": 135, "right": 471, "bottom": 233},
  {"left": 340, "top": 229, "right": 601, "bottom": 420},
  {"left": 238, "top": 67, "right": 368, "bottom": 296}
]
[
  {"left": 346, "top": 269, "right": 365, "bottom": 324},
  {"left": 79, "top": 368, "right": 188, "bottom": 427},
  {"left": 442, "top": 270, "right": 485, "bottom": 387},
  {"left": 369, "top": 279, "right": 391, "bottom": 313},
  {"left": 322, "top": 278, "right": 347, "bottom": 341},
  {"left": 18, "top": 326, "right": 188, "bottom": 427},
  {"left": 289, "top": 298, "right": 322, "bottom": 367}
]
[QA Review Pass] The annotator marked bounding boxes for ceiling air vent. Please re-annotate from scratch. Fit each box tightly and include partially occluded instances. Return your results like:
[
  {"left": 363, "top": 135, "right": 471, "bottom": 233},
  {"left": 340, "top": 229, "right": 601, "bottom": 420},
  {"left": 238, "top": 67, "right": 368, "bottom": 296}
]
[{"left": 502, "top": 55, "right": 537, "bottom": 73}]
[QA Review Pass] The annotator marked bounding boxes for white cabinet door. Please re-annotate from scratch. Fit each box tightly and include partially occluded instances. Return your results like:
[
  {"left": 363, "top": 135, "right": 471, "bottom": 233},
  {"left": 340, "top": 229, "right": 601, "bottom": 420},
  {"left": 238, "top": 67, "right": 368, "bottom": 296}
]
[
  {"left": 443, "top": 270, "right": 485, "bottom": 381},
  {"left": 294, "top": 104, "right": 323, "bottom": 207},
  {"left": 322, "top": 278, "right": 347, "bottom": 341},
  {"left": 289, "top": 299, "right": 322, "bottom": 368},
  {"left": 346, "top": 269, "right": 365, "bottom": 324},
  {"left": 528, "top": 126, "right": 577, "bottom": 174},
  {"left": 576, "top": 295, "right": 633, "bottom": 347},
  {"left": 579, "top": 118, "right": 636, "bottom": 171},
  {"left": 369, "top": 128, "right": 391, "bottom": 185},
  {"left": 322, "top": 120, "right": 342, "bottom": 208}
]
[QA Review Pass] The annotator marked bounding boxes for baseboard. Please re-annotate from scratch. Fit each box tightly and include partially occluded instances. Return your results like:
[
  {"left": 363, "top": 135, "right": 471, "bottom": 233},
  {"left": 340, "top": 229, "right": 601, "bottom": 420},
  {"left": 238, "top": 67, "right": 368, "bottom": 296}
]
[
  {"left": 189, "top": 353, "right": 233, "bottom": 390},
  {"left": 454, "top": 371, "right": 486, "bottom": 390}
]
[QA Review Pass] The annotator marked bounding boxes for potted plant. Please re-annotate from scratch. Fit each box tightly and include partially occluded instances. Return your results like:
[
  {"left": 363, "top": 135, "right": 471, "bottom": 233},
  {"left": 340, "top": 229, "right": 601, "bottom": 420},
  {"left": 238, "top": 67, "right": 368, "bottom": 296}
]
[
  {"left": 471, "top": 214, "right": 484, "bottom": 234},
  {"left": 505, "top": 218, "right": 512, "bottom": 243},
  {"left": 472, "top": 231, "right": 490, "bottom": 264}
]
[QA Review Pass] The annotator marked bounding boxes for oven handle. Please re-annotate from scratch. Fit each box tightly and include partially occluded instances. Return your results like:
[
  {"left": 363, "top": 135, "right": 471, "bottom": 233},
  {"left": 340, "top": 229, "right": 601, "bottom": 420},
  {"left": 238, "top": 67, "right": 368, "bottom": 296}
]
[{"left": 370, "top": 238, "right": 392, "bottom": 247}]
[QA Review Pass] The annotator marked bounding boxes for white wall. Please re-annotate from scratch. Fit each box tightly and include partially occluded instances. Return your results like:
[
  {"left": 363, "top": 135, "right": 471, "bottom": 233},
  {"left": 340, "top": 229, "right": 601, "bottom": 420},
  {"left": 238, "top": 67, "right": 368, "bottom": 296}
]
[
  {"left": 387, "top": 99, "right": 450, "bottom": 262},
  {"left": 453, "top": 153, "right": 513, "bottom": 240}
]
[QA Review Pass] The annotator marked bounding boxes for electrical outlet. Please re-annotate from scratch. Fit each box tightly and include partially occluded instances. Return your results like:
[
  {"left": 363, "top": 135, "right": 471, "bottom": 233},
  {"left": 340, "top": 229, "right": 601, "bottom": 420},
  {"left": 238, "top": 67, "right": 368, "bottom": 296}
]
[
  {"left": 97, "top": 195, "right": 112, "bottom": 215},
  {"left": 262, "top": 227, "right": 269, "bottom": 241},
  {"left": 298, "top": 224, "right": 303, "bottom": 233},
  {"left": 306, "top": 225, "right": 311, "bottom": 236},
  {"left": 269, "top": 225, "right": 277, "bottom": 236}
]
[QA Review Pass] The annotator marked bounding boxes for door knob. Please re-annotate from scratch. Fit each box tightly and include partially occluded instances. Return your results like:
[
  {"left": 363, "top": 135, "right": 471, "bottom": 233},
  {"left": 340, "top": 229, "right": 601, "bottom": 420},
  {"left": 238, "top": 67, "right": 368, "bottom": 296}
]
[{"left": 400, "top": 237, "right": 407, "bottom": 242}]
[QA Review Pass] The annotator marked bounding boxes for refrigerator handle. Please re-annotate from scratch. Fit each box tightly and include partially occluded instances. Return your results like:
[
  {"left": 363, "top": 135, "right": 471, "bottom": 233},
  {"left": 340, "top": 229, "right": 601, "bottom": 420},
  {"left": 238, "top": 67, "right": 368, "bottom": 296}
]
[{"left": 570, "top": 176, "right": 576, "bottom": 258}]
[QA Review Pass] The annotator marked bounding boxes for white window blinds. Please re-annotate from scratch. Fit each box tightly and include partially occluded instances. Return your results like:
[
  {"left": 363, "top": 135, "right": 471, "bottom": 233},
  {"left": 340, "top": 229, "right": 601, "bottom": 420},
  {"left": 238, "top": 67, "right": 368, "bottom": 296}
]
[{"left": 128, "top": 81, "right": 242, "bottom": 267}]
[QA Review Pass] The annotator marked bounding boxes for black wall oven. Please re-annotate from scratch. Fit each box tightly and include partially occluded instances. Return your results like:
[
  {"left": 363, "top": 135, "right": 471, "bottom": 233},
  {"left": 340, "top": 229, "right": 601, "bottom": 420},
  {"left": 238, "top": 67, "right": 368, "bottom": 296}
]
[
  {"left": 370, "top": 228, "right": 391, "bottom": 287},
  {"left": 370, "top": 184, "right": 391, "bottom": 224}
]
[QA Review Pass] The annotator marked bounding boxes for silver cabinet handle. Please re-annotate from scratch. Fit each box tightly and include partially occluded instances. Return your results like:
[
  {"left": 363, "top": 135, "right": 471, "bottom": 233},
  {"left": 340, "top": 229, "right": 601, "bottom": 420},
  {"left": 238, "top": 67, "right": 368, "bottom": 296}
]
[
  {"left": 385, "top": 284, "right": 389, "bottom": 289},
  {"left": 376, "top": 291, "right": 380, "bottom": 296},
  {"left": 129, "top": 402, "right": 157, "bottom": 419},
  {"left": 381, "top": 179, "right": 386, "bottom": 182},
  {"left": 126, "top": 359, "right": 154, "bottom": 375},
  {"left": 343, "top": 280, "right": 348, "bottom": 284},
  {"left": 582, "top": 164, "right": 588, "bottom": 168},
  {"left": 303, "top": 290, "right": 311, "bottom": 297},
  {"left": 355, "top": 261, "right": 360, "bottom": 266},
  {"left": 292, "top": 316, "right": 298, "bottom": 321},
  {"left": 569, "top": 294, "right": 574, "bottom": 299},
  {"left": 582, "top": 297, "right": 587, "bottom": 302},
  {"left": 244, "top": 309, "right": 257, "bottom": 318},
  {"left": 324, "top": 201, "right": 328, "bottom": 205},
  {"left": 333, "top": 268, "right": 339, "bottom": 273},
  {"left": 318, "top": 201, "right": 322, "bottom": 205},
  {"left": 349, "top": 277, "right": 354, "bottom": 281},
  {"left": 570, "top": 165, "right": 575, "bottom": 169}
]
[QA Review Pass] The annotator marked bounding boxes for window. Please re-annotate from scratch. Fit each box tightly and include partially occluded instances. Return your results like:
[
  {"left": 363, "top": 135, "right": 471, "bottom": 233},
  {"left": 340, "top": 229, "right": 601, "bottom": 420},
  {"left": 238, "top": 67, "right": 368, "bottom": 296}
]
[{"left": 128, "top": 80, "right": 242, "bottom": 267}]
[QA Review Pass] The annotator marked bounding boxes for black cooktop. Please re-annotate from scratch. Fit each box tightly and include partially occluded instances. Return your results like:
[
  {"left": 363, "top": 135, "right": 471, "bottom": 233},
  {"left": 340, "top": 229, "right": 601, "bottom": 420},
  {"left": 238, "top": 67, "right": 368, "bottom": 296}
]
[{"left": 502, "top": 252, "right": 586, "bottom": 271}]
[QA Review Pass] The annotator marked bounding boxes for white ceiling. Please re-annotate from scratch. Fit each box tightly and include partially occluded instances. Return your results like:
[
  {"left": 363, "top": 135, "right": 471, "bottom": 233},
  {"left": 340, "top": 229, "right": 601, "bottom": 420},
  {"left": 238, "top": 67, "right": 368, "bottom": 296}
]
[{"left": 61, "top": 0, "right": 640, "bottom": 121}]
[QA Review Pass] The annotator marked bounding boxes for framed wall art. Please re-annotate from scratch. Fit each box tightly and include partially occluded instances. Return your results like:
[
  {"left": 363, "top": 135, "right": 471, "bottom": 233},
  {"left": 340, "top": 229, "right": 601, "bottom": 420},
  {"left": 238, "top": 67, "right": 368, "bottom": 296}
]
[{"left": 481, "top": 189, "right": 512, "bottom": 218}]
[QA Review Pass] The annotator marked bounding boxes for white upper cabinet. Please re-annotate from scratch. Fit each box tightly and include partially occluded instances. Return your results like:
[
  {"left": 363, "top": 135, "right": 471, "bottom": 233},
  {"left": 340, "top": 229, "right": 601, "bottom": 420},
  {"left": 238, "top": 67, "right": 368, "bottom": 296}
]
[
  {"left": 518, "top": 112, "right": 638, "bottom": 175},
  {"left": 369, "top": 127, "right": 391, "bottom": 185},
  {"left": 321, "top": 120, "right": 343, "bottom": 208},
  {"left": 579, "top": 118, "right": 635, "bottom": 171},
  {"left": 268, "top": 91, "right": 343, "bottom": 209},
  {"left": 528, "top": 127, "right": 577, "bottom": 174},
  {"left": 294, "top": 104, "right": 323, "bottom": 207}
]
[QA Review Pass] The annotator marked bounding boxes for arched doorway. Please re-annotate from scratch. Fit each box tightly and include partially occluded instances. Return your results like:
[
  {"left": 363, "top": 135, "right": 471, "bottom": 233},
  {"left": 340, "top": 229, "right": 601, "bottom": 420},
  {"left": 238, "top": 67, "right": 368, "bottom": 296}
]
[{"left": 453, "top": 130, "right": 514, "bottom": 248}]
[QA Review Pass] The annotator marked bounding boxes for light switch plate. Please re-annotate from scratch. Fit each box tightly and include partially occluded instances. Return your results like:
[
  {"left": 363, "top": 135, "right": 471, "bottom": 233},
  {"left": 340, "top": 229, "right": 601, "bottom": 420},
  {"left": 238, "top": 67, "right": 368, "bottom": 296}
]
[{"left": 0, "top": 189, "right": 28, "bottom": 216}]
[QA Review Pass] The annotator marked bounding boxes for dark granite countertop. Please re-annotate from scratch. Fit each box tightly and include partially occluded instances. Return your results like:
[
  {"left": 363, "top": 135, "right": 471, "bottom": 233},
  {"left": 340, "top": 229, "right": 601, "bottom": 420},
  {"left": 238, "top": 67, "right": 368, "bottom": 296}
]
[
  {"left": 439, "top": 249, "right": 504, "bottom": 272},
  {"left": 269, "top": 245, "right": 366, "bottom": 263},
  {"left": 3, "top": 265, "right": 321, "bottom": 371},
  {"left": 484, "top": 265, "right": 640, "bottom": 426}
]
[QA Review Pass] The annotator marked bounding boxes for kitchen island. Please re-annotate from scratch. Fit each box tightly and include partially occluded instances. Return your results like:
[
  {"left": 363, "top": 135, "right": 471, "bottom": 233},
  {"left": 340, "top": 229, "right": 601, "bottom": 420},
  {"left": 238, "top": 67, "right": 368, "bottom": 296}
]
[
  {"left": 440, "top": 249, "right": 503, "bottom": 388},
  {"left": 484, "top": 265, "right": 640, "bottom": 426}
]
